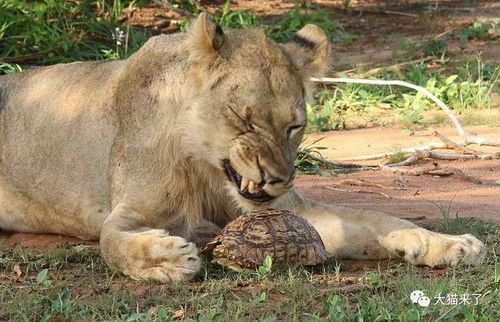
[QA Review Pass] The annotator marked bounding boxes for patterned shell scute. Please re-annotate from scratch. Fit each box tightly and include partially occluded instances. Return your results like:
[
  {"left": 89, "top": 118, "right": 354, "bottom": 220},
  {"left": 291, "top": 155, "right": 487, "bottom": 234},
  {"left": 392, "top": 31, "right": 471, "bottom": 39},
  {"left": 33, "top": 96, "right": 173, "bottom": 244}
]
[{"left": 204, "top": 209, "right": 330, "bottom": 269}]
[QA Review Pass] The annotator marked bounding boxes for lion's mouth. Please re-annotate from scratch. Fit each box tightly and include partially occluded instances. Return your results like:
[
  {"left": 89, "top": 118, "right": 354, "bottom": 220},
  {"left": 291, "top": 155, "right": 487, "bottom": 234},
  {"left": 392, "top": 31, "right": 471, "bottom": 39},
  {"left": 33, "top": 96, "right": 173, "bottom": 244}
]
[{"left": 222, "top": 160, "right": 275, "bottom": 203}]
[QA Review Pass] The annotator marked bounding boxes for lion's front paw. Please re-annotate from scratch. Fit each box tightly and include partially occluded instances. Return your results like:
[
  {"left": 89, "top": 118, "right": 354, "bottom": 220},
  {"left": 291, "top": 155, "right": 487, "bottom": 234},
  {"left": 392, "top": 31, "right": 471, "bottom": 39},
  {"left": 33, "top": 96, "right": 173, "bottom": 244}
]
[
  {"left": 104, "top": 229, "right": 201, "bottom": 282},
  {"left": 380, "top": 229, "right": 486, "bottom": 267}
]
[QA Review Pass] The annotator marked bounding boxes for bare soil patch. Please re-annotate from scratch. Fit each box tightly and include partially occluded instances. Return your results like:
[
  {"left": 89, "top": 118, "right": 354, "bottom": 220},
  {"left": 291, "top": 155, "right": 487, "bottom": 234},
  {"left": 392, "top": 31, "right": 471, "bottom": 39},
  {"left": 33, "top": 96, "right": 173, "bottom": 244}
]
[{"left": 298, "top": 126, "right": 500, "bottom": 224}]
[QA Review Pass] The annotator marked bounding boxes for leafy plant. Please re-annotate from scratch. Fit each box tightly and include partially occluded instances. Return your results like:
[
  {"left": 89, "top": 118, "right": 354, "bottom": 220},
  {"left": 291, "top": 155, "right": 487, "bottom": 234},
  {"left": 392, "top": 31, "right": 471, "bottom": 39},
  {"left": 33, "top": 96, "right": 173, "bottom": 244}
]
[
  {"left": 254, "top": 291, "right": 267, "bottom": 304},
  {"left": 0, "top": 0, "right": 149, "bottom": 65},
  {"left": 295, "top": 142, "right": 329, "bottom": 175},
  {"left": 387, "top": 151, "right": 408, "bottom": 164},
  {"left": 306, "top": 102, "right": 334, "bottom": 132},
  {"left": 257, "top": 255, "right": 273, "bottom": 277},
  {"left": 265, "top": 7, "right": 340, "bottom": 42},
  {"left": 459, "top": 20, "right": 499, "bottom": 45},
  {"left": 218, "top": 0, "right": 260, "bottom": 29},
  {"left": 0, "top": 62, "right": 22, "bottom": 75},
  {"left": 295, "top": 140, "right": 356, "bottom": 176},
  {"left": 36, "top": 268, "right": 51, "bottom": 287},
  {"left": 423, "top": 39, "right": 448, "bottom": 57},
  {"left": 179, "top": 1, "right": 259, "bottom": 31}
]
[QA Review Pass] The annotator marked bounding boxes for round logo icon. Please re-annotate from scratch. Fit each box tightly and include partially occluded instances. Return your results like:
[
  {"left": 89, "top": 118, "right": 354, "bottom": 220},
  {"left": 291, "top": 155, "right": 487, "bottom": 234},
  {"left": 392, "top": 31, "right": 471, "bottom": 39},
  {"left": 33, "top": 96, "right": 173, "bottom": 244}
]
[
  {"left": 417, "top": 296, "right": 431, "bottom": 307},
  {"left": 410, "top": 290, "right": 425, "bottom": 304}
]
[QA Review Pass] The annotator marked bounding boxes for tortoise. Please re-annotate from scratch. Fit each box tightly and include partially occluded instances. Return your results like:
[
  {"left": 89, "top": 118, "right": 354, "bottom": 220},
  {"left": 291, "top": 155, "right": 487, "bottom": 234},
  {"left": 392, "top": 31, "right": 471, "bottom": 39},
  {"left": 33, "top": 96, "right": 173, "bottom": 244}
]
[{"left": 202, "top": 209, "right": 330, "bottom": 271}]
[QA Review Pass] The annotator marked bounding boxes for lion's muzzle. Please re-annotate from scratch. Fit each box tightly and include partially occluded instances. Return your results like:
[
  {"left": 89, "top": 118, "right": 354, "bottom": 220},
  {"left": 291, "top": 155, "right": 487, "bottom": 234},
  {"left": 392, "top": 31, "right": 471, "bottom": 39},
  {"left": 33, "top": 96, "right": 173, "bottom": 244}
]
[
  {"left": 223, "top": 160, "right": 275, "bottom": 202},
  {"left": 223, "top": 133, "right": 295, "bottom": 203}
]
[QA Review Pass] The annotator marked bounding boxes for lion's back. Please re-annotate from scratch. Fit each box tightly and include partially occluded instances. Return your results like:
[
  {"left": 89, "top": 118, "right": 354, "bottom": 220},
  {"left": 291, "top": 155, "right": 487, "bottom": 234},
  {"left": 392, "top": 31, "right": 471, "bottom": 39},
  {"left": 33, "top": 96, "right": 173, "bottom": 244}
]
[{"left": 0, "top": 60, "right": 127, "bottom": 229}]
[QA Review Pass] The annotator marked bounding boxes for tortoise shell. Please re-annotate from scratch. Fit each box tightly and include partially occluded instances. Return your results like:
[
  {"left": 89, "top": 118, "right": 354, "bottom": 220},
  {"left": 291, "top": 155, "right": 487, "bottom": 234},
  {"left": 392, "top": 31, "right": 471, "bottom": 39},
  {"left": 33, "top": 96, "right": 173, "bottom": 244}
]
[{"left": 203, "top": 209, "right": 330, "bottom": 271}]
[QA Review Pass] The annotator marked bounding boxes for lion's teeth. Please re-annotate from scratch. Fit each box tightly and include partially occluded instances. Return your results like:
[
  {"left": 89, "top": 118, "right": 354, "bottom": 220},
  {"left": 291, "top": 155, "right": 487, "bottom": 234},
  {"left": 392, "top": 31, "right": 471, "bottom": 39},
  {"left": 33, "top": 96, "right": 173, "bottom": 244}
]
[
  {"left": 248, "top": 180, "right": 256, "bottom": 192},
  {"left": 240, "top": 177, "right": 250, "bottom": 191}
]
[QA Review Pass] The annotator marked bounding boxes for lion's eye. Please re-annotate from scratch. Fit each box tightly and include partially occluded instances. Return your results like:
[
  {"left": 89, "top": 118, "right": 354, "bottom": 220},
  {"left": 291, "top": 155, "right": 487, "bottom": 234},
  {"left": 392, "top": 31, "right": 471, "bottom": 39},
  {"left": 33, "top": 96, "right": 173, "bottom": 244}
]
[{"left": 287, "top": 125, "right": 303, "bottom": 138}]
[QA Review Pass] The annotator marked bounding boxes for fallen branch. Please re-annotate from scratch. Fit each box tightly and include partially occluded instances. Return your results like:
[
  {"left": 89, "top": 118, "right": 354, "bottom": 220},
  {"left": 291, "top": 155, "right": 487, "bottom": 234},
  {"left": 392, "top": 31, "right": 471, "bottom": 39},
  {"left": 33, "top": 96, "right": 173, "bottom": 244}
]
[
  {"left": 382, "top": 162, "right": 495, "bottom": 185},
  {"left": 432, "top": 130, "right": 482, "bottom": 154},
  {"left": 325, "top": 186, "right": 391, "bottom": 199},
  {"left": 414, "top": 149, "right": 497, "bottom": 161},
  {"left": 344, "top": 8, "right": 420, "bottom": 18},
  {"left": 463, "top": 133, "right": 500, "bottom": 147},
  {"left": 339, "top": 178, "right": 384, "bottom": 188},
  {"left": 336, "top": 139, "right": 497, "bottom": 163},
  {"left": 385, "top": 154, "right": 421, "bottom": 167},
  {"left": 356, "top": 57, "right": 433, "bottom": 78},
  {"left": 337, "top": 142, "right": 446, "bottom": 161},
  {"left": 0, "top": 47, "right": 59, "bottom": 63},
  {"left": 298, "top": 150, "right": 378, "bottom": 169},
  {"left": 436, "top": 164, "right": 486, "bottom": 185},
  {"left": 311, "top": 77, "right": 500, "bottom": 147}
]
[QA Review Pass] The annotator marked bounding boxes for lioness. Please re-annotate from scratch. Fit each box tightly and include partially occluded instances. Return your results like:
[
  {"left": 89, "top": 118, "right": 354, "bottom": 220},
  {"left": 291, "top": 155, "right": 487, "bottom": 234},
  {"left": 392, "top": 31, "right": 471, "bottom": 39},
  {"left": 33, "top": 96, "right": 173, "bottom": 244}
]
[{"left": 0, "top": 13, "right": 485, "bottom": 281}]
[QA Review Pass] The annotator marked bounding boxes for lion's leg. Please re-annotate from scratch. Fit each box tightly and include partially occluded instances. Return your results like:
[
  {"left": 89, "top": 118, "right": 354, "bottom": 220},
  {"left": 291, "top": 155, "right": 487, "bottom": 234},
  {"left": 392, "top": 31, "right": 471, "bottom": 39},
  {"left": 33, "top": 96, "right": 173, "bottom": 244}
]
[
  {"left": 277, "top": 191, "right": 486, "bottom": 267},
  {"left": 99, "top": 203, "right": 201, "bottom": 282}
]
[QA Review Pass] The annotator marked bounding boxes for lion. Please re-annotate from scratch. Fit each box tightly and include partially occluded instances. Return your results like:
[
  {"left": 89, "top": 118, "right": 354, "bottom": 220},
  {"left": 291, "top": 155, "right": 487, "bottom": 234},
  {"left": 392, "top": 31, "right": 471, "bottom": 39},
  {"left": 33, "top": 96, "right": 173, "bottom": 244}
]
[{"left": 0, "top": 13, "right": 485, "bottom": 281}]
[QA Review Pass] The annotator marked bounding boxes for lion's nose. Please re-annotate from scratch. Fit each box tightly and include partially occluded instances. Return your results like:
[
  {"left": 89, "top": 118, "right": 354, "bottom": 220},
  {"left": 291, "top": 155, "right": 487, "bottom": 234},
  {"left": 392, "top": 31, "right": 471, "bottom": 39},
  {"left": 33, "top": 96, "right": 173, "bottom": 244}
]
[{"left": 259, "top": 163, "right": 294, "bottom": 185}]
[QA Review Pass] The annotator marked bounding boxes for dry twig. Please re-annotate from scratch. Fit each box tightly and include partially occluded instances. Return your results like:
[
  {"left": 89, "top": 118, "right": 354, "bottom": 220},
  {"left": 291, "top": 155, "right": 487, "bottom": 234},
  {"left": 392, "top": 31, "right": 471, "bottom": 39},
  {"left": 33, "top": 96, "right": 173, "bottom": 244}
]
[
  {"left": 325, "top": 186, "right": 391, "bottom": 199},
  {"left": 382, "top": 162, "right": 494, "bottom": 185},
  {"left": 432, "top": 130, "right": 482, "bottom": 154},
  {"left": 414, "top": 149, "right": 498, "bottom": 161},
  {"left": 339, "top": 179, "right": 384, "bottom": 188},
  {"left": 386, "top": 154, "right": 421, "bottom": 167},
  {"left": 344, "top": 8, "right": 420, "bottom": 18},
  {"left": 0, "top": 47, "right": 59, "bottom": 63},
  {"left": 337, "top": 142, "right": 445, "bottom": 161}
]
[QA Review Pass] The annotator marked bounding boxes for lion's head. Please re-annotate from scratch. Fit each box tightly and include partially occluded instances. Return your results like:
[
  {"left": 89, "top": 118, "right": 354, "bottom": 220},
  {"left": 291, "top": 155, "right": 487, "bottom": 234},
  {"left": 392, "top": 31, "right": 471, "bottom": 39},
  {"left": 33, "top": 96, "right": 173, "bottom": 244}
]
[{"left": 182, "top": 13, "right": 329, "bottom": 211}]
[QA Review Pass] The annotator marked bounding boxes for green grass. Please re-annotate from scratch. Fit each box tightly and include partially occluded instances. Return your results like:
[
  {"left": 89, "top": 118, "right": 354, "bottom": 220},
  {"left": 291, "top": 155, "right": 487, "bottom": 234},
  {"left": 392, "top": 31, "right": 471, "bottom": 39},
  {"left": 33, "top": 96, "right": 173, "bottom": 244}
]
[
  {"left": 307, "top": 57, "right": 500, "bottom": 132},
  {"left": 1, "top": 217, "right": 498, "bottom": 320},
  {"left": 387, "top": 151, "right": 408, "bottom": 165},
  {"left": 0, "top": 0, "right": 150, "bottom": 68},
  {"left": 295, "top": 139, "right": 357, "bottom": 177},
  {"left": 264, "top": 6, "right": 341, "bottom": 43},
  {"left": 1, "top": 0, "right": 348, "bottom": 72}
]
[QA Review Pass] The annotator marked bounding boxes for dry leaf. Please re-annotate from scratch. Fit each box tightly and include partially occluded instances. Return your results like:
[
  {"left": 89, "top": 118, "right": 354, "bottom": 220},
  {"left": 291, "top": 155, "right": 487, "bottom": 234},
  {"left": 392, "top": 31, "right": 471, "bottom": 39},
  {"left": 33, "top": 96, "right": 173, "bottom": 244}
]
[
  {"left": 172, "top": 309, "right": 185, "bottom": 320},
  {"left": 13, "top": 264, "right": 22, "bottom": 280}
]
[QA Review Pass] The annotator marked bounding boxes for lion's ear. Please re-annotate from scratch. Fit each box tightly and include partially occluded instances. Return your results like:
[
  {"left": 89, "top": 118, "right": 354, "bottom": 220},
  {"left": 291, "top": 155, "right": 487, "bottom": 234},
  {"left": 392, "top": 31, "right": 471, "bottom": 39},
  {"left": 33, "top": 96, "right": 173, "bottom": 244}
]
[
  {"left": 187, "top": 12, "right": 225, "bottom": 61},
  {"left": 282, "top": 24, "right": 330, "bottom": 78}
]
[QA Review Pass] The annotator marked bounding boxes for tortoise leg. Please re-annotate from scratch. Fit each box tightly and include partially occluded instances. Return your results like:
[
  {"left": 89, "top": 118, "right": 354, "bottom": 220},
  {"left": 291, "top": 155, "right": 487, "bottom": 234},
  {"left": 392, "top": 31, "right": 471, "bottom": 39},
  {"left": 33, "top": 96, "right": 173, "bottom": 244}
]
[
  {"left": 211, "top": 258, "right": 247, "bottom": 272},
  {"left": 274, "top": 190, "right": 486, "bottom": 267}
]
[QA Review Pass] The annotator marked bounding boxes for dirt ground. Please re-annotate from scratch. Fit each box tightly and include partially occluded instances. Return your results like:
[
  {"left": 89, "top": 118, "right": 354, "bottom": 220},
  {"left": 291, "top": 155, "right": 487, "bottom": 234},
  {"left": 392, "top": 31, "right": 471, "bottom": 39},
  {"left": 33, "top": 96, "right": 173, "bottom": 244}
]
[{"left": 298, "top": 126, "right": 500, "bottom": 224}]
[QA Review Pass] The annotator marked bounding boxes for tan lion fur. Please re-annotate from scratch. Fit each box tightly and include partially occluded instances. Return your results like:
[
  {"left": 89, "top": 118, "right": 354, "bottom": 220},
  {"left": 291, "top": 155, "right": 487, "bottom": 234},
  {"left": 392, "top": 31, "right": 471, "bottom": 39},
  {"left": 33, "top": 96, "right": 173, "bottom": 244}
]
[{"left": 0, "top": 13, "right": 486, "bottom": 281}]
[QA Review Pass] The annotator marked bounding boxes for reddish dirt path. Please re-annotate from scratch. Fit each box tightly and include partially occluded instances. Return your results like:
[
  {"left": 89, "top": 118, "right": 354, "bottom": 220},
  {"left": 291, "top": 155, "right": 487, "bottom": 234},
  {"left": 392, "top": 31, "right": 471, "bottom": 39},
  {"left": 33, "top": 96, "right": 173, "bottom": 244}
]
[{"left": 298, "top": 126, "right": 500, "bottom": 224}]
